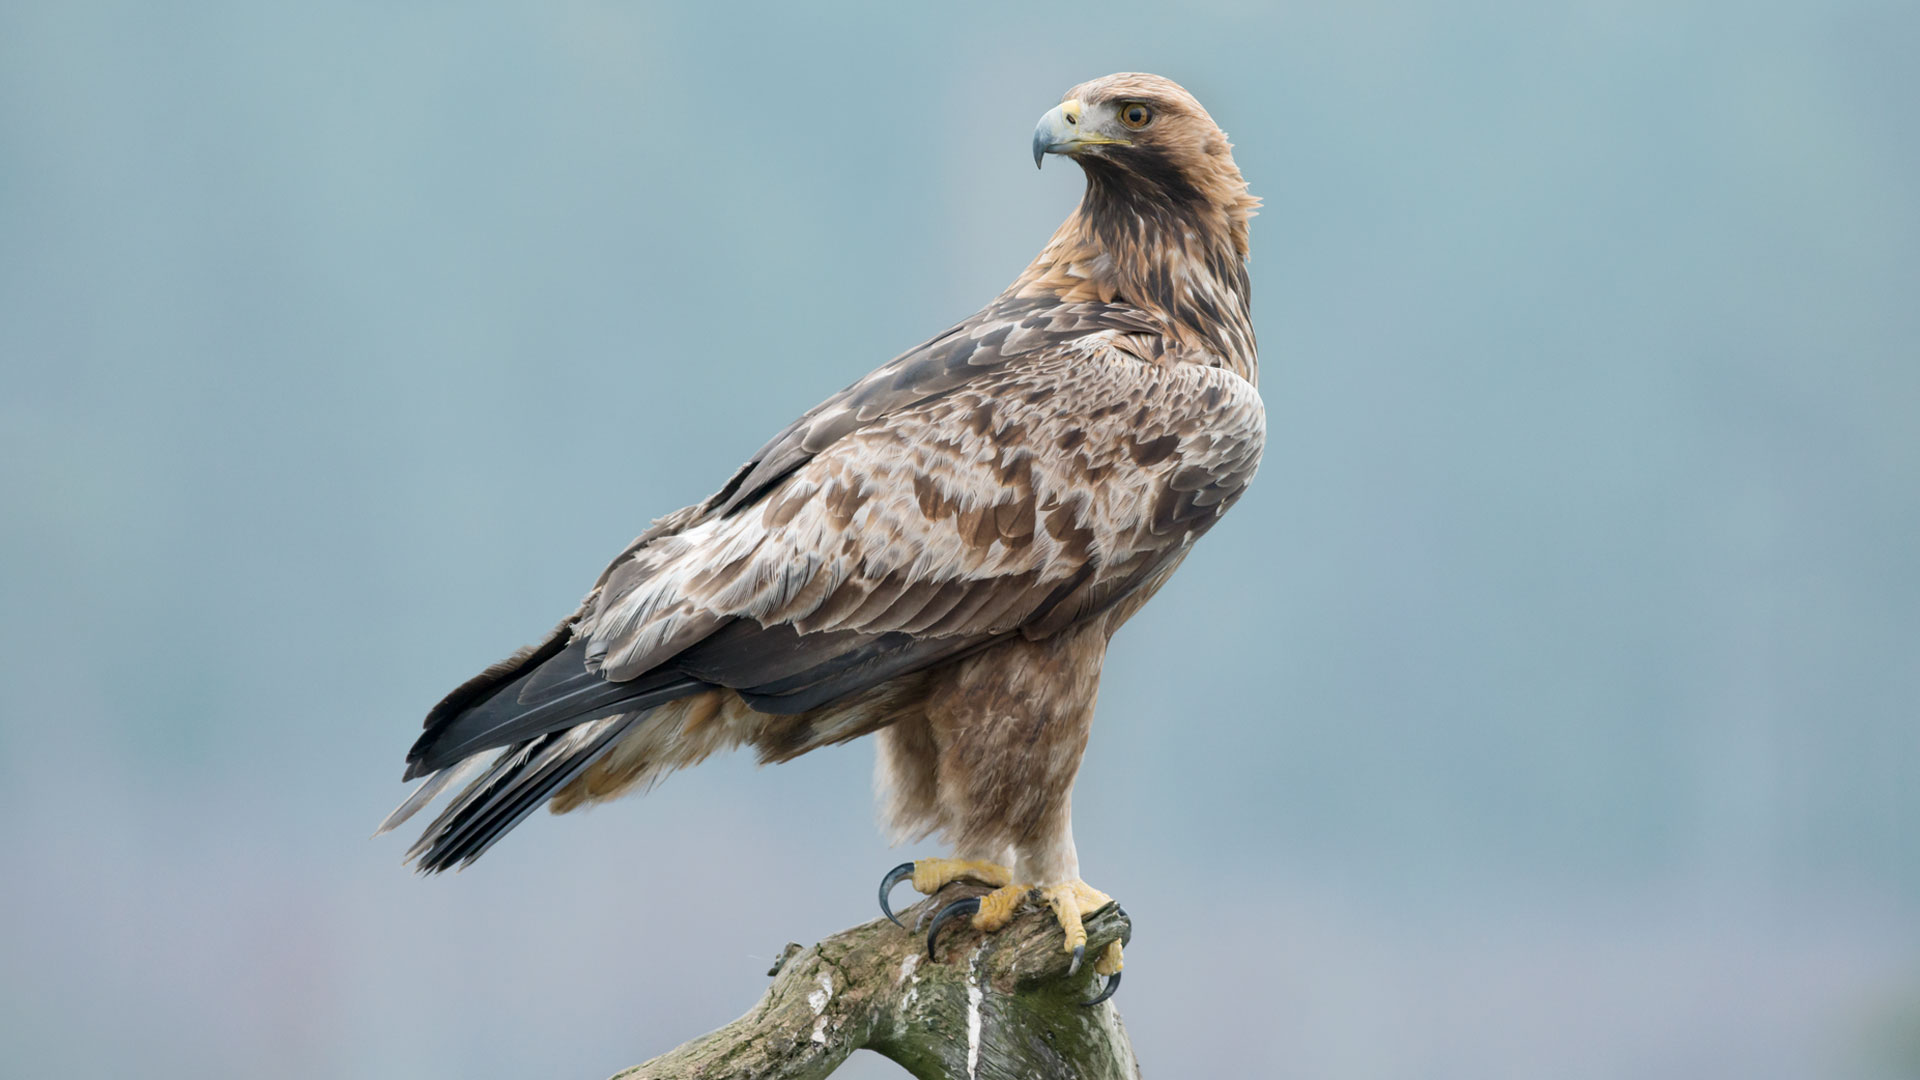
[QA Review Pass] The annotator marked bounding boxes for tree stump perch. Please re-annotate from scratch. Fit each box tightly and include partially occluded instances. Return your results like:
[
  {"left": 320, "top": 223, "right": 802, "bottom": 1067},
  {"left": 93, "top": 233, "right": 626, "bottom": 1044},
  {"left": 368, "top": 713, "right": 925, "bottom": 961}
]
[{"left": 612, "top": 884, "right": 1139, "bottom": 1079}]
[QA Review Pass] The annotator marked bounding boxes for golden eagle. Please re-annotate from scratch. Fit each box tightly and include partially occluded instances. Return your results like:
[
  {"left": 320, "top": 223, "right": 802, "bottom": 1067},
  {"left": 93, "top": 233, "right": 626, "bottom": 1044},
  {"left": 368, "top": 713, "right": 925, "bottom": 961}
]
[{"left": 383, "top": 73, "right": 1263, "bottom": 1003}]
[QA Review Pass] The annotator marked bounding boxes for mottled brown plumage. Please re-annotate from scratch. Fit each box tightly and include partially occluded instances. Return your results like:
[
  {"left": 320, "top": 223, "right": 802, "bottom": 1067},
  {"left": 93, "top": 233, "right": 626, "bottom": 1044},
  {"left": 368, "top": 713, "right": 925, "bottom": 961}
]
[{"left": 383, "top": 74, "right": 1263, "bottom": 902}]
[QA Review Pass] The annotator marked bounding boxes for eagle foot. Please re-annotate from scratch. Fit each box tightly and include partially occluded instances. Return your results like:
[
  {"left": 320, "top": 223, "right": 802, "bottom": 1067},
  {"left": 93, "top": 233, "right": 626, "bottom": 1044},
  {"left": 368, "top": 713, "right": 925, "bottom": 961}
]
[
  {"left": 919, "top": 876, "right": 1129, "bottom": 1006},
  {"left": 877, "top": 857, "right": 1014, "bottom": 928}
]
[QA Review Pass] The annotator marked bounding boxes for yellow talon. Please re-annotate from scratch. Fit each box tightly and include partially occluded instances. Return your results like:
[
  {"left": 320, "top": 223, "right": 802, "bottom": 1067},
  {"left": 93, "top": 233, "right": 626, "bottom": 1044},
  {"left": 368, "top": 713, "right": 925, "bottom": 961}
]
[
  {"left": 971, "top": 883, "right": 1033, "bottom": 931},
  {"left": 1041, "top": 884, "right": 1088, "bottom": 953},
  {"left": 1039, "top": 880, "right": 1113, "bottom": 956},
  {"left": 1095, "top": 939, "right": 1124, "bottom": 976},
  {"left": 910, "top": 857, "right": 1013, "bottom": 895},
  {"left": 882, "top": 858, "right": 1020, "bottom": 929}
]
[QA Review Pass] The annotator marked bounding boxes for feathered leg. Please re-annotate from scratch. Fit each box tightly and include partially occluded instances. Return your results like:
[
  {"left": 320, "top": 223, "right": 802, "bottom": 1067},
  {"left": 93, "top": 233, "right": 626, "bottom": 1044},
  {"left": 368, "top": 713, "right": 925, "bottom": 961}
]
[{"left": 874, "top": 624, "right": 1125, "bottom": 1002}]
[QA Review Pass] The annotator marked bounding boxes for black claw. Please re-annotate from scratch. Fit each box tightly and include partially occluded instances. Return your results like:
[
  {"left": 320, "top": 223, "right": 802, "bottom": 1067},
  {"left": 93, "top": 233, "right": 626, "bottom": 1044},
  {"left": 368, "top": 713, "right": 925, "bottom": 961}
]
[
  {"left": 1068, "top": 943, "right": 1085, "bottom": 977},
  {"left": 926, "top": 896, "right": 981, "bottom": 959},
  {"left": 878, "top": 862, "right": 916, "bottom": 928},
  {"left": 1083, "top": 971, "right": 1122, "bottom": 1007},
  {"left": 1079, "top": 905, "right": 1129, "bottom": 1006}
]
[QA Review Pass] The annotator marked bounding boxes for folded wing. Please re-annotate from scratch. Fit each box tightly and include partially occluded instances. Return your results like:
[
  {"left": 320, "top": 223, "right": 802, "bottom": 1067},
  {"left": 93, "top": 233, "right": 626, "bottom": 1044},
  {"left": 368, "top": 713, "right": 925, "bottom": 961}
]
[{"left": 390, "top": 330, "right": 1263, "bottom": 870}]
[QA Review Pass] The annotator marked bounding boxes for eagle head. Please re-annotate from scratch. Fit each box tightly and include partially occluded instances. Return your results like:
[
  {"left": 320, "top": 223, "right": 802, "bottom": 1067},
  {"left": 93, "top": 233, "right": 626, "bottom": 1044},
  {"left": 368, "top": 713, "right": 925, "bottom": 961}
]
[{"left": 1032, "top": 73, "right": 1247, "bottom": 213}]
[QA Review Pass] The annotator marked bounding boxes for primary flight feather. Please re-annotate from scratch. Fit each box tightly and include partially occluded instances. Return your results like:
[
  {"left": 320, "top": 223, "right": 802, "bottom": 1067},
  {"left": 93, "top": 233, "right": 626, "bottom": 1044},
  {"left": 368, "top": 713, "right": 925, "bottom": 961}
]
[{"left": 385, "top": 72, "right": 1262, "bottom": 997}]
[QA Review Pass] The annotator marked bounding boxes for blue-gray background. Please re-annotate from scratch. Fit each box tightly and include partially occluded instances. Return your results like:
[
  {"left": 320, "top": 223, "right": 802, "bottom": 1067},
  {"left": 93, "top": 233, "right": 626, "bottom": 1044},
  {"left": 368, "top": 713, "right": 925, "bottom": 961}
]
[{"left": 3, "top": 2, "right": 1916, "bottom": 1077}]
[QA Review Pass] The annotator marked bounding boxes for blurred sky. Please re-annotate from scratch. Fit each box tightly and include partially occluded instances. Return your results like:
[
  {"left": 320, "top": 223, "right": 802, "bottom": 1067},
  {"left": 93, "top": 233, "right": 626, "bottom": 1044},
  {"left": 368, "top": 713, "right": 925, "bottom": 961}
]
[{"left": 3, "top": 2, "right": 1917, "bottom": 1078}]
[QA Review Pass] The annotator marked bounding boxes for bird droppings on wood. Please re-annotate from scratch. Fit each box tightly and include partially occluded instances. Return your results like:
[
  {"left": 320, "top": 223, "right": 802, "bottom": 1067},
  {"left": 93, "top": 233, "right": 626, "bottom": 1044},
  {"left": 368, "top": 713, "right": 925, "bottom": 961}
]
[{"left": 966, "top": 943, "right": 988, "bottom": 1080}]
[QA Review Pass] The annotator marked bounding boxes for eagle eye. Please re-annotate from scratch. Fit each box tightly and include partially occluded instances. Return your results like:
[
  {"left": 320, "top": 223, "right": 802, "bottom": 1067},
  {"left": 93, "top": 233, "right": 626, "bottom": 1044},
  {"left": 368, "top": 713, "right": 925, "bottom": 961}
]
[{"left": 1119, "top": 102, "right": 1153, "bottom": 129}]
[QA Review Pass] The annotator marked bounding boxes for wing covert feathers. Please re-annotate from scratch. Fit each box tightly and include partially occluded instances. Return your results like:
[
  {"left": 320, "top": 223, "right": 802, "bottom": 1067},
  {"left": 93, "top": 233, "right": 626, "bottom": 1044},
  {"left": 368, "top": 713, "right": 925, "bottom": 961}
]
[{"left": 581, "top": 342, "right": 1264, "bottom": 684}]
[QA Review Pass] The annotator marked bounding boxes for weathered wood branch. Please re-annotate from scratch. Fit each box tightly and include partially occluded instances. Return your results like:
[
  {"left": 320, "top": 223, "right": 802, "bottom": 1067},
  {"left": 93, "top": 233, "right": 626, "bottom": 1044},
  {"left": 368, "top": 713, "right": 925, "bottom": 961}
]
[{"left": 612, "top": 884, "right": 1138, "bottom": 1080}]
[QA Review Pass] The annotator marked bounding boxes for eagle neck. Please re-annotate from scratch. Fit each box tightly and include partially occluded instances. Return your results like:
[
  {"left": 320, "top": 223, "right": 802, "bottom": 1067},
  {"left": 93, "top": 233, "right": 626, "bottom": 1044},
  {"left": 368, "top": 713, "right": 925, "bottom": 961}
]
[{"left": 1017, "top": 171, "right": 1257, "bottom": 385}]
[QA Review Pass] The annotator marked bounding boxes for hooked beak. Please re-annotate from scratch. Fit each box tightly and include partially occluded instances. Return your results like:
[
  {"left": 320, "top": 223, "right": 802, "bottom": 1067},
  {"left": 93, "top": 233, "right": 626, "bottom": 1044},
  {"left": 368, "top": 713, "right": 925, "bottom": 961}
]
[{"left": 1031, "top": 98, "right": 1131, "bottom": 168}]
